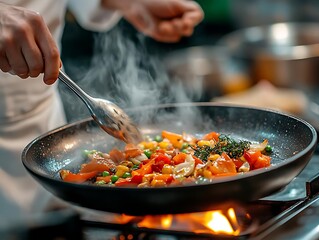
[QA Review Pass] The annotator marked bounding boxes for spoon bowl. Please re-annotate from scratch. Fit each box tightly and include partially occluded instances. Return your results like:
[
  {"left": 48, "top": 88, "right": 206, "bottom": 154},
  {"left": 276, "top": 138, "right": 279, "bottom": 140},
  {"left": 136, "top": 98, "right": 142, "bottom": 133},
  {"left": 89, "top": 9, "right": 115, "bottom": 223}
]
[{"left": 58, "top": 69, "right": 142, "bottom": 144}]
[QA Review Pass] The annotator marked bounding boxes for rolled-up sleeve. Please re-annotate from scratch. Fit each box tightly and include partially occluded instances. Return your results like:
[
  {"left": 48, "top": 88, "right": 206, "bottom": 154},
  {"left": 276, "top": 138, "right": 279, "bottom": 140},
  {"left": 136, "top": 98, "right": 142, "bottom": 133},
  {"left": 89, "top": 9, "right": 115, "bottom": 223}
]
[{"left": 68, "top": 0, "right": 122, "bottom": 32}]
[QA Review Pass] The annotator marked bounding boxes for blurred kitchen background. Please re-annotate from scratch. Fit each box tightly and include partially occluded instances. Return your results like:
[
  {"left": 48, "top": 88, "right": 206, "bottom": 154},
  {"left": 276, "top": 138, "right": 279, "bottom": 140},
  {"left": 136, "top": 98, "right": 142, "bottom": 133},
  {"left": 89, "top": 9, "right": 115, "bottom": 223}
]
[{"left": 60, "top": 0, "right": 319, "bottom": 129}]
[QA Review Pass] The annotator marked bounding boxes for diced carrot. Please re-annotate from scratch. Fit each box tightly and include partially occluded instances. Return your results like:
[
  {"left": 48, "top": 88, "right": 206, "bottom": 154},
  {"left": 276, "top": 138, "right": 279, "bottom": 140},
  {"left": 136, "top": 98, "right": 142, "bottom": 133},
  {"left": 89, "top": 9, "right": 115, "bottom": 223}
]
[
  {"left": 193, "top": 156, "right": 203, "bottom": 166},
  {"left": 254, "top": 155, "right": 271, "bottom": 169},
  {"left": 213, "top": 172, "right": 238, "bottom": 178},
  {"left": 172, "top": 152, "right": 187, "bottom": 165},
  {"left": 162, "top": 130, "right": 183, "bottom": 149},
  {"left": 202, "top": 132, "right": 220, "bottom": 141},
  {"left": 124, "top": 144, "right": 142, "bottom": 159},
  {"left": 209, "top": 152, "right": 237, "bottom": 175},
  {"left": 60, "top": 170, "right": 97, "bottom": 183},
  {"left": 96, "top": 176, "right": 112, "bottom": 183}
]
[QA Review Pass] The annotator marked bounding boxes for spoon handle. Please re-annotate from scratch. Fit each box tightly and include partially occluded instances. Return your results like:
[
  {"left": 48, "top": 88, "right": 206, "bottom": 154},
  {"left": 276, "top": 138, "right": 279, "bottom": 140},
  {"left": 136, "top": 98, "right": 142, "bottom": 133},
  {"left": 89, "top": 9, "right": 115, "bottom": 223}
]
[{"left": 58, "top": 69, "right": 93, "bottom": 107}]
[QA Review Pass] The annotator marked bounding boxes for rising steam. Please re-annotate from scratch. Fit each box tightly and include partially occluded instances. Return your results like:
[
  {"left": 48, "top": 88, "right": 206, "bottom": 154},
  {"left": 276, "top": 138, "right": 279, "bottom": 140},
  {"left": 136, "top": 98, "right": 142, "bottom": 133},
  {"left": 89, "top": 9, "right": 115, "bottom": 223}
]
[{"left": 61, "top": 24, "right": 197, "bottom": 123}]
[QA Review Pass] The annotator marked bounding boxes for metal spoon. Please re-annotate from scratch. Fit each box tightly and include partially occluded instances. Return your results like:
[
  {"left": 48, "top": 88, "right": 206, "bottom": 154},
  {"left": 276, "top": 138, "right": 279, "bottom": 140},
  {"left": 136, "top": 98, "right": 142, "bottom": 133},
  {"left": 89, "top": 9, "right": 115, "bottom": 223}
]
[{"left": 58, "top": 69, "right": 143, "bottom": 144}]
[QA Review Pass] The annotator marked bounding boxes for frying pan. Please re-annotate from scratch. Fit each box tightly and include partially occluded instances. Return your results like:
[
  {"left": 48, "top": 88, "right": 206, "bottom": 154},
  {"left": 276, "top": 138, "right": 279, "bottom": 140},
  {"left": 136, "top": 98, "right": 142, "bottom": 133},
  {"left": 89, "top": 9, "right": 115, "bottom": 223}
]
[{"left": 22, "top": 103, "right": 317, "bottom": 215}]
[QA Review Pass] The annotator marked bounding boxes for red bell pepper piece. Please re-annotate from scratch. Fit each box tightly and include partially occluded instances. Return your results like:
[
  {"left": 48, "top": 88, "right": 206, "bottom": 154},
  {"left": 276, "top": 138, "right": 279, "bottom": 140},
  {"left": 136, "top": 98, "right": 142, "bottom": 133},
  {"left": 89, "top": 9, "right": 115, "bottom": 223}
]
[
  {"left": 133, "top": 159, "right": 154, "bottom": 176},
  {"left": 152, "top": 154, "right": 171, "bottom": 172},
  {"left": 244, "top": 150, "right": 262, "bottom": 169},
  {"left": 131, "top": 174, "right": 143, "bottom": 184}
]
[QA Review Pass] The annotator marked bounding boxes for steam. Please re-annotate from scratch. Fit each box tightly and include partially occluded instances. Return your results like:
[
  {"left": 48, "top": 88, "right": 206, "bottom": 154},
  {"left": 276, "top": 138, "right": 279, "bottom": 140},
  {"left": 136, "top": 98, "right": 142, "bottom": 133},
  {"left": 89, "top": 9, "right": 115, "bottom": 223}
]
[
  {"left": 61, "top": 24, "right": 197, "bottom": 123},
  {"left": 86, "top": 27, "right": 172, "bottom": 106}
]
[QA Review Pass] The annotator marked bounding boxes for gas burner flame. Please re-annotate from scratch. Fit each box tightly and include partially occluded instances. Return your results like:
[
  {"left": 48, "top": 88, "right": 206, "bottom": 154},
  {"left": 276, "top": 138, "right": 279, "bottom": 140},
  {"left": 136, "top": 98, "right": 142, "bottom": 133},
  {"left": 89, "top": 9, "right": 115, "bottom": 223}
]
[
  {"left": 136, "top": 207, "right": 245, "bottom": 236},
  {"left": 200, "top": 208, "right": 240, "bottom": 235},
  {"left": 81, "top": 205, "right": 254, "bottom": 237}
]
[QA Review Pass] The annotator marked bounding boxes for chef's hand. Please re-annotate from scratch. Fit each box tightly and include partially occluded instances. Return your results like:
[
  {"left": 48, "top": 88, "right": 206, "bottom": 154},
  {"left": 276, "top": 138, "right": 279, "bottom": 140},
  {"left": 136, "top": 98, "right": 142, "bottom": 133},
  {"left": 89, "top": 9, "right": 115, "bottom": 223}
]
[
  {"left": 0, "top": 3, "right": 60, "bottom": 84},
  {"left": 101, "top": 0, "right": 204, "bottom": 43}
]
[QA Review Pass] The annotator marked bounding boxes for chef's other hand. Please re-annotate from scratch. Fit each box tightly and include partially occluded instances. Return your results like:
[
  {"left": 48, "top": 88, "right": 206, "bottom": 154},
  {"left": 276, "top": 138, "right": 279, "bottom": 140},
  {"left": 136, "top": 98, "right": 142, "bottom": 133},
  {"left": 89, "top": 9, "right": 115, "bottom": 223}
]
[
  {"left": 102, "top": 0, "right": 204, "bottom": 43},
  {"left": 0, "top": 3, "right": 60, "bottom": 85}
]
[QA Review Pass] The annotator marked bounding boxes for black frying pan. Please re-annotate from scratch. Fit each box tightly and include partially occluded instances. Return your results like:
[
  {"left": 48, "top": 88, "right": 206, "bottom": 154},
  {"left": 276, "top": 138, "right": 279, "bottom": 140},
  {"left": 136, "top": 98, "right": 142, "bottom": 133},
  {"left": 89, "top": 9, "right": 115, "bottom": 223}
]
[{"left": 22, "top": 103, "right": 317, "bottom": 215}]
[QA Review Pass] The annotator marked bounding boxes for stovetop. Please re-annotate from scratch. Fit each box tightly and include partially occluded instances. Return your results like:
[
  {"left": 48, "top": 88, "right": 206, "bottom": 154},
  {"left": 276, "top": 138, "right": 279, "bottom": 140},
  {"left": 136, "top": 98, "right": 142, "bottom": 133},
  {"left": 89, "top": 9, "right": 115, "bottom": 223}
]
[{"left": 80, "top": 152, "right": 319, "bottom": 240}]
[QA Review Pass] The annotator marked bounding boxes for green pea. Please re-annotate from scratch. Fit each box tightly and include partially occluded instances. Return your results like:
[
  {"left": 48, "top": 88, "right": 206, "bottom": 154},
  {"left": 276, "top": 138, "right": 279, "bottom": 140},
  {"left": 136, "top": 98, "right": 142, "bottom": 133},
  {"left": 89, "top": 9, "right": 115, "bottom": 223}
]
[
  {"left": 132, "top": 164, "right": 140, "bottom": 170},
  {"left": 95, "top": 180, "right": 106, "bottom": 185},
  {"left": 265, "top": 145, "right": 273, "bottom": 153},
  {"left": 111, "top": 175, "right": 119, "bottom": 183},
  {"left": 195, "top": 176, "right": 209, "bottom": 184},
  {"left": 144, "top": 149, "right": 152, "bottom": 159},
  {"left": 181, "top": 143, "right": 189, "bottom": 149},
  {"left": 181, "top": 149, "right": 189, "bottom": 154},
  {"left": 102, "top": 171, "right": 110, "bottom": 177},
  {"left": 154, "top": 135, "right": 163, "bottom": 142},
  {"left": 122, "top": 172, "right": 131, "bottom": 178},
  {"left": 83, "top": 149, "right": 96, "bottom": 157}
]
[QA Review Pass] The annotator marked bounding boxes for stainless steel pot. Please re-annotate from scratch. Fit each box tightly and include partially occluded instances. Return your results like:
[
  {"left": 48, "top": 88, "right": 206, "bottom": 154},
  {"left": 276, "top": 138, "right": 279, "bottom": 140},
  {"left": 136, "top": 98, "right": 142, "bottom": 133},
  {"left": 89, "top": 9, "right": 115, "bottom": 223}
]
[
  {"left": 217, "top": 22, "right": 319, "bottom": 93},
  {"left": 163, "top": 46, "right": 252, "bottom": 102}
]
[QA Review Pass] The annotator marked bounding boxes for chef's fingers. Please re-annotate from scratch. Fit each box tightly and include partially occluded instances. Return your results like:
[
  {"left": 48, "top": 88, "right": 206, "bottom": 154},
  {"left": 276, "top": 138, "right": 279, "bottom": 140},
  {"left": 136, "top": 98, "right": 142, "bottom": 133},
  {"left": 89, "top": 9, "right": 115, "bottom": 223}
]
[
  {"left": 5, "top": 38, "right": 29, "bottom": 78},
  {"left": 180, "top": 8, "right": 203, "bottom": 35},
  {"left": 169, "top": 6, "right": 202, "bottom": 37},
  {"left": 182, "top": 2, "right": 204, "bottom": 26},
  {"left": 33, "top": 14, "right": 60, "bottom": 85},
  {"left": 0, "top": 51, "right": 11, "bottom": 73},
  {"left": 155, "top": 21, "right": 182, "bottom": 42},
  {"left": 170, "top": 18, "right": 193, "bottom": 37},
  {"left": 21, "top": 34, "right": 44, "bottom": 78},
  {"left": 154, "top": 6, "right": 203, "bottom": 41},
  {"left": 146, "top": 21, "right": 181, "bottom": 43}
]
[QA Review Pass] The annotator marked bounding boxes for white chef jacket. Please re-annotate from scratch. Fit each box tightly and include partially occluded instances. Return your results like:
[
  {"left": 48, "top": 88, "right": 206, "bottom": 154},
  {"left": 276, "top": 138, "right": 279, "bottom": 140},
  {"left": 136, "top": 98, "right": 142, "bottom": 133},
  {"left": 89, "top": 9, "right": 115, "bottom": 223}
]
[{"left": 0, "top": 0, "right": 120, "bottom": 218}]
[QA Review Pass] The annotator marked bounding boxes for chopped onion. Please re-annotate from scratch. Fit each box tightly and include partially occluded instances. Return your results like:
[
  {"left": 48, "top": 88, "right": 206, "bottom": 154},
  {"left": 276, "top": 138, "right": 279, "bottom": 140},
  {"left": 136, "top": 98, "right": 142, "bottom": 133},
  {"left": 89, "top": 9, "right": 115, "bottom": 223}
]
[
  {"left": 173, "top": 154, "right": 195, "bottom": 178},
  {"left": 238, "top": 161, "right": 250, "bottom": 172},
  {"left": 131, "top": 153, "right": 148, "bottom": 165},
  {"left": 182, "top": 132, "right": 197, "bottom": 144},
  {"left": 250, "top": 139, "right": 268, "bottom": 152}
]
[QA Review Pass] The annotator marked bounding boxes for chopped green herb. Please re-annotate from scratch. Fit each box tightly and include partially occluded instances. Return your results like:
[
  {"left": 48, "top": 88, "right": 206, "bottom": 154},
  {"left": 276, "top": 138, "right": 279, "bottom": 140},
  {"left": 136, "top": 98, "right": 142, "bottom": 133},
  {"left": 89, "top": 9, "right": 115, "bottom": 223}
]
[
  {"left": 212, "top": 135, "right": 251, "bottom": 158},
  {"left": 193, "top": 135, "right": 251, "bottom": 161},
  {"left": 193, "top": 145, "right": 213, "bottom": 161}
]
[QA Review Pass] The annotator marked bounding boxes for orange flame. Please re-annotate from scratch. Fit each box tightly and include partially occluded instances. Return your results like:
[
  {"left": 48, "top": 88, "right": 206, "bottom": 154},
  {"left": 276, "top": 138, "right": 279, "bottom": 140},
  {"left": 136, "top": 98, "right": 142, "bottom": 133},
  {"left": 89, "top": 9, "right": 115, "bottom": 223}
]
[
  {"left": 138, "top": 214, "right": 173, "bottom": 229},
  {"left": 137, "top": 208, "right": 241, "bottom": 236},
  {"left": 202, "top": 208, "right": 240, "bottom": 235}
]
